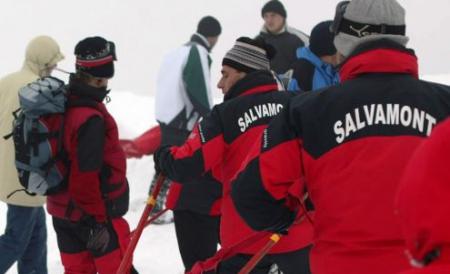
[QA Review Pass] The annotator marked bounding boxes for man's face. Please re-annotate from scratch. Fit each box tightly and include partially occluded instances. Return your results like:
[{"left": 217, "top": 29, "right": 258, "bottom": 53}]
[
  {"left": 217, "top": 65, "right": 246, "bottom": 95},
  {"left": 321, "top": 53, "right": 339, "bottom": 67},
  {"left": 207, "top": 36, "right": 219, "bottom": 50},
  {"left": 336, "top": 52, "right": 346, "bottom": 65},
  {"left": 263, "top": 12, "right": 285, "bottom": 33}
]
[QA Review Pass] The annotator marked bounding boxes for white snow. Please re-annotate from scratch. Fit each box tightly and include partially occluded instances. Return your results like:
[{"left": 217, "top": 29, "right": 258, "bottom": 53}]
[{"left": 108, "top": 93, "right": 185, "bottom": 273}]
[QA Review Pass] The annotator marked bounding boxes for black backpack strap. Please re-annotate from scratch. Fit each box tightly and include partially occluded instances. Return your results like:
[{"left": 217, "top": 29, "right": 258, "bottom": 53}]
[
  {"left": 3, "top": 108, "right": 22, "bottom": 140},
  {"left": 3, "top": 132, "right": 13, "bottom": 140},
  {"left": 12, "top": 108, "right": 21, "bottom": 119},
  {"left": 7, "top": 189, "right": 37, "bottom": 199}
]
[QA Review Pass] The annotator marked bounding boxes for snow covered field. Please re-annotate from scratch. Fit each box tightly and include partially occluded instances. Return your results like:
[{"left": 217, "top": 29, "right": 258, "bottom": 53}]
[{"left": 1, "top": 73, "right": 450, "bottom": 273}]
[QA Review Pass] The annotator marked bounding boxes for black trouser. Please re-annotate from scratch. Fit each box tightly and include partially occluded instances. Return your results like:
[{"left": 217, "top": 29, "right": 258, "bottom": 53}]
[
  {"left": 52, "top": 217, "right": 139, "bottom": 273},
  {"left": 173, "top": 210, "right": 220, "bottom": 272},
  {"left": 217, "top": 245, "right": 311, "bottom": 274}
]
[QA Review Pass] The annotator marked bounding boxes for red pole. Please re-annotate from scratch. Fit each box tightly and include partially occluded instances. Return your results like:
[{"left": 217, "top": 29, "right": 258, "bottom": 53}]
[
  {"left": 237, "top": 194, "right": 309, "bottom": 274},
  {"left": 116, "top": 174, "right": 166, "bottom": 274},
  {"left": 237, "top": 234, "right": 281, "bottom": 274},
  {"left": 130, "top": 208, "right": 170, "bottom": 237}
]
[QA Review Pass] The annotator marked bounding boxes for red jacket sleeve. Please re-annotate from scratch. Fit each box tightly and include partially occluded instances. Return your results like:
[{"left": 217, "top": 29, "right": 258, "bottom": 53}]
[
  {"left": 231, "top": 103, "right": 305, "bottom": 232},
  {"left": 397, "top": 118, "right": 450, "bottom": 263},
  {"left": 158, "top": 107, "right": 225, "bottom": 182},
  {"left": 68, "top": 116, "right": 107, "bottom": 223}
]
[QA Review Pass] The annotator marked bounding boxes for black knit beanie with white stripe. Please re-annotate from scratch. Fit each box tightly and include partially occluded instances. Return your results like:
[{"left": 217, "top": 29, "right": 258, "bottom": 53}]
[{"left": 222, "top": 37, "right": 276, "bottom": 73}]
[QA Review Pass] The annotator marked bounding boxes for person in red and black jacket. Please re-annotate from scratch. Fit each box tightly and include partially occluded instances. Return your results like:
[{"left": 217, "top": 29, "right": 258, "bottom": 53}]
[
  {"left": 396, "top": 118, "right": 450, "bottom": 274},
  {"left": 46, "top": 37, "right": 136, "bottom": 274},
  {"left": 155, "top": 37, "right": 313, "bottom": 274},
  {"left": 231, "top": 1, "right": 450, "bottom": 274}
]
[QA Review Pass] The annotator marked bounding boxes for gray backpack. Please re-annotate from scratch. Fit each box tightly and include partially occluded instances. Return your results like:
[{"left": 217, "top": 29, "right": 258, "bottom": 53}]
[{"left": 4, "top": 76, "right": 68, "bottom": 197}]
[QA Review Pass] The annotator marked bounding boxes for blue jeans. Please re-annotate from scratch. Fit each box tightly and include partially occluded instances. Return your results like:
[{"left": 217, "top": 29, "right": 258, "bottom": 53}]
[{"left": 0, "top": 204, "right": 47, "bottom": 274}]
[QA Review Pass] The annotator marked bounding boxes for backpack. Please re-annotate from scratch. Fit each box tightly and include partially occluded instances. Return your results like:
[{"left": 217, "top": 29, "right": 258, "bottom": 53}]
[{"left": 4, "top": 76, "right": 69, "bottom": 197}]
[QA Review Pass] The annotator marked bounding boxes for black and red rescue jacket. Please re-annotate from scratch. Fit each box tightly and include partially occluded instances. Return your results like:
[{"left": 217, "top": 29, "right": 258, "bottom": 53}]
[
  {"left": 47, "top": 76, "right": 129, "bottom": 223},
  {"left": 231, "top": 40, "right": 450, "bottom": 274},
  {"left": 158, "top": 70, "right": 314, "bottom": 254}
]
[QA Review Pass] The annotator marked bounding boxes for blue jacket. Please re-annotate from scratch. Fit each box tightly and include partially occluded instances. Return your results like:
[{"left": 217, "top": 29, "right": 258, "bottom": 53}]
[{"left": 288, "top": 47, "right": 339, "bottom": 92}]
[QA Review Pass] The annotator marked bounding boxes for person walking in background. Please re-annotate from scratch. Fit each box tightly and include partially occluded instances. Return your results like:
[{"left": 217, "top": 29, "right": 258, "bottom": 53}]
[
  {"left": 288, "top": 20, "right": 340, "bottom": 92},
  {"left": 154, "top": 37, "right": 313, "bottom": 274},
  {"left": 153, "top": 16, "right": 223, "bottom": 272},
  {"left": 46, "top": 36, "right": 136, "bottom": 274},
  {"left": 257, "top": 0, "right": 309, "bottom": 74},
  {"left": 397, "top": 118, "right": 450, "bottom": 274},
  {"left": 0, "top": 35, "right": 64, "bottom": 274},
  {"left": 231, "top": 0, "right": 450, "bottom": 274}
]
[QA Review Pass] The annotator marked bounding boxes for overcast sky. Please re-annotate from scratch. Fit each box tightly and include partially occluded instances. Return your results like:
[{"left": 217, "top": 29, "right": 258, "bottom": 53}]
[{"left": 0, "top": 0, "right": 449, "bottom": 96}]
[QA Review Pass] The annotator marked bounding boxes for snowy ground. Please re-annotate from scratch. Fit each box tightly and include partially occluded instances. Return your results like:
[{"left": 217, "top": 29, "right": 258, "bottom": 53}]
[{"left": 1, "top": 74, "right": 450, "bottom": 273}]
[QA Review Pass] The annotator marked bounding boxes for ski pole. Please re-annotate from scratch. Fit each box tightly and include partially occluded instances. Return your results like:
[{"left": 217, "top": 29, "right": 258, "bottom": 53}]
[
  {"left": 236, "top": 194, "right": 309, "bottom": 274},
  {"left": 129, "top": 208, "right": 170, "bottom": 237},
  {"left": 237, "top": 233, "right": 281, "bottom": 274},
  {"left": 187, "top": 231, "right": 272, "bottom": 274},
  {"left": 117, "top": 174, "right": 166, "bottom": 274}
]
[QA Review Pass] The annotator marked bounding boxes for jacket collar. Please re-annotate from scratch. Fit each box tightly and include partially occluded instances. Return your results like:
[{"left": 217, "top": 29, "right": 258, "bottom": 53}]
[
  {"left": 339, "top": 39, "right": 418, "bottom": 82},
  {"left": 260, "top": 23, "right": 287, "bottom": 36},
  {"left": 67, "top": 74, "right": 109, "bottom": 103},
  {"left": 224, "top": 70, "right": 280, "bottom": 101},
  {"left": 189, "top": 33, "right": 211, "bottom": 52},
  {"left": 297, "top": 47, "right": 336, "bottom": 70}
]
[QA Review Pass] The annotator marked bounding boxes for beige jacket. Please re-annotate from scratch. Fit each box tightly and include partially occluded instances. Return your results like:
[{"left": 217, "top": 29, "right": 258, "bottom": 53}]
[{"left": 0, "top": 36, "right": 64, "bottom": 207}]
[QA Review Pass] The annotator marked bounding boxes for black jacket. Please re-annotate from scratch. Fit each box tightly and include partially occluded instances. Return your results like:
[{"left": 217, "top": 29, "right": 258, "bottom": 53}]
[{"left": 257, "top": 30, "right": 305, "bottom": 74}]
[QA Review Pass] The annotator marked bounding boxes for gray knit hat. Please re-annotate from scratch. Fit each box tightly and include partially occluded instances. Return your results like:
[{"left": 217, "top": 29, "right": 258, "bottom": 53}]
[
  {"left": 333, "top": 0, "right": 409, "bottom": 57},
  {"left": 222, "top": 37, "right": 275, "bottom": 73}
]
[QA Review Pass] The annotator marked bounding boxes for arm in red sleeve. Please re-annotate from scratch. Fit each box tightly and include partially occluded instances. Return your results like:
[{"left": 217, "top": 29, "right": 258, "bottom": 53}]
[
  {"left": 68, "top": 116, "right": 107, "bottom": 223},
  {"left": 157, "top": 107, "right": 225, "bottom": 183},
  {"left": 231, "top": 103, "right": 305, "bottom": 233}
]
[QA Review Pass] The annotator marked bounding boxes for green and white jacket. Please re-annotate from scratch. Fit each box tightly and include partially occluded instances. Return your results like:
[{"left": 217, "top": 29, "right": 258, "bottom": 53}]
[{"left": 155, "top": 33, "right": 214, "bottom": 144}]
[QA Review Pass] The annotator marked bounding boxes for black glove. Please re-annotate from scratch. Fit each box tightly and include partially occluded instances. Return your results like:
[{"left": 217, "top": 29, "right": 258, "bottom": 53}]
[
  {"left": 86, "top": 222, "right": 111, "bottom": 253},
  {"left": 153, "top": 145, "right": 171, "bottom": 175}
]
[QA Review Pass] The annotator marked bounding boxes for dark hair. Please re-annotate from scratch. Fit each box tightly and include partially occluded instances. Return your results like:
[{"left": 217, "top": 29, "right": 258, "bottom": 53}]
[
  {"left": 261, "top": 0, "right": 287, "bottom": 18},
  {"left": 309, "top": 20, "right": 337, "bottom": 57},
  {"left": 197, "top": 16, "right": 222, "bottom": 37}
]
